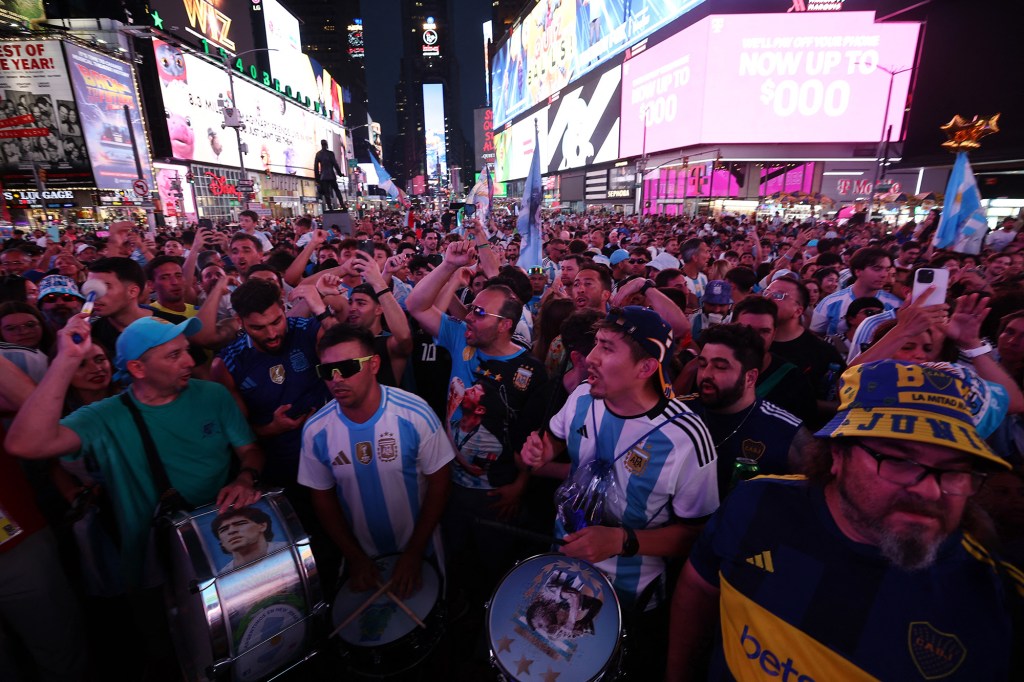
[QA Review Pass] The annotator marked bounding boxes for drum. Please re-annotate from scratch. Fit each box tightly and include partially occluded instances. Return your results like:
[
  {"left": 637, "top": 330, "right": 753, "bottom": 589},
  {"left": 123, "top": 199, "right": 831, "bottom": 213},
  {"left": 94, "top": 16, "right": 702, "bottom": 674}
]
[
  {"left": 166, "top": 491, "right": 325, "bottom": 682},
  {"left": 487, "top": 554, "right": 622, "bottom": 682},
  {"left": 331, "top": 554, "right": 444, "bottom": 677}
]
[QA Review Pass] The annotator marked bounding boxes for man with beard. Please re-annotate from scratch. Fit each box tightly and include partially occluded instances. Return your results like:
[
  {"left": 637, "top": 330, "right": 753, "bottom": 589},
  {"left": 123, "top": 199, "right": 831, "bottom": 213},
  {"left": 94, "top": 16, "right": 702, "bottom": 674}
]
[
  {"left": 406, "top": 239, "right": 548, "bottom": 604},
  {"left": 520, "top": 306, "right": 718, "bottom": 680},
  {"left": 686, "top": 324, "right": 811, "bottom": 499},
  {"left": 36, "top": 274, "right": 84, "bottom": 329},
  {"left": 668, "top": 360, "right": 1022, "bottom": 681},
  {"left": 211, "top": 278, "right": 335, "bottom": 489},
  {"left": 299, "top": 324, "right": 453, "bottom": 598}
]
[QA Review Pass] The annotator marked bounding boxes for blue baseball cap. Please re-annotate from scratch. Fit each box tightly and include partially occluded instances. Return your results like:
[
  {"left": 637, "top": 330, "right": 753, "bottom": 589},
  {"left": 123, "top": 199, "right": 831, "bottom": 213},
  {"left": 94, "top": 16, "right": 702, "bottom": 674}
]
[
  {"left": 815, "top": 360, "right": 1007, "bottom": 468},
  {"left": 38, "top": 275, "right": 84, "bottom": 301},
  {"left": 609, "top": 248, "right": 631, "bottom": 266},
  {"left": 115, "top": 316, "right": 202, "bottom": 382}
]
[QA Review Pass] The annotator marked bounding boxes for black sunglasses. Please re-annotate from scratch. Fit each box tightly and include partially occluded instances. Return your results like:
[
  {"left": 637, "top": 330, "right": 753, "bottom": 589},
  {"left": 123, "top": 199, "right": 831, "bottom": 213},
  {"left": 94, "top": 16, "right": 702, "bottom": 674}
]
[{"left": 315, "top": 355, "right": 374, "bottom": 380}]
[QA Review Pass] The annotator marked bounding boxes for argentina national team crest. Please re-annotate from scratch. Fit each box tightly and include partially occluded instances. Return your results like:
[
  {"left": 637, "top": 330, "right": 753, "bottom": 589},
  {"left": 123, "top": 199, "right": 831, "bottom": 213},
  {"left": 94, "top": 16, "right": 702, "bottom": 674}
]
[
  {"left": 377, "top": 433, "right": 398, "bottom": 463},
  {"left": 269, "top": 364, "right": 286, "bottom": 385},
  {"left": 623, "top": 442, "right": 651, "bottom": 475},
  {"left": 513, "top": 366, "right": 534, "bottom": 391},
  {"left": 908, "top": 622, "right": 966, "bottom": 679},
  {"left": 356, "top": 442, "right": 373, "bottom": 465}
]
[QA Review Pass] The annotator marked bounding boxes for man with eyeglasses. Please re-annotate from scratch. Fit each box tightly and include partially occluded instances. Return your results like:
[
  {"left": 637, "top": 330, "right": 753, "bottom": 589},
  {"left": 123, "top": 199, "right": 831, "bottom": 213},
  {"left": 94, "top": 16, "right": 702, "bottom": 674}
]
[
  {"left": 36, "top": 274, "right": 84, "bottom": 329},
  {"left": 406, "top": 240, "right": 548, "bottom": 605},
  {"left": 298, "top": 324, "right": 453, "bottom": 598},
  {"left": 810, "top": 246, "right": 903, "bottom": 336},
  {"left": 668, "top": 360, "right": 1021, "bottom": 681}
]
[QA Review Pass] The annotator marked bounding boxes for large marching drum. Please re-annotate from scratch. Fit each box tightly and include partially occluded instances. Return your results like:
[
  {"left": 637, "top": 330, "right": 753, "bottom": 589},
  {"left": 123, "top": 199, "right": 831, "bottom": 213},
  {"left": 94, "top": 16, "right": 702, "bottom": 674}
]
[{"left": 165, "top": 491, "right": 326, "bottom": 681}]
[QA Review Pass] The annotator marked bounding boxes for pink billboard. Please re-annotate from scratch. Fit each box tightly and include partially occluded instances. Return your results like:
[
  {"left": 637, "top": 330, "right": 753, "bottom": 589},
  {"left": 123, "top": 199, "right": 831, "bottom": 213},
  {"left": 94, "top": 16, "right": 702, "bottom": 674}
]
[
  {"left": 620, "top": 12, "right": 920, "bottom": 152},
  {"left": 700, "top": 12, "right": 920, "bottom": 143},
  {"left": 620, "top": 19, "right": 710, "bottom": 158}
]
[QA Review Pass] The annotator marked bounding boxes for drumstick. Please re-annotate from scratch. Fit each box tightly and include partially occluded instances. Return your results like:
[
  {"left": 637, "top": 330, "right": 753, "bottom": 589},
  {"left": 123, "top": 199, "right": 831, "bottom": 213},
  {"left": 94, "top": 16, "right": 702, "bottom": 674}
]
[
  {"left": 331, "top": 580, "right": 394, "bottom": 638},
  {"left": 381, "top": 585, "right": 427, "bottom": 630},
  {"left": 474, "top": 518, "right": 567, "bottom": 546}
]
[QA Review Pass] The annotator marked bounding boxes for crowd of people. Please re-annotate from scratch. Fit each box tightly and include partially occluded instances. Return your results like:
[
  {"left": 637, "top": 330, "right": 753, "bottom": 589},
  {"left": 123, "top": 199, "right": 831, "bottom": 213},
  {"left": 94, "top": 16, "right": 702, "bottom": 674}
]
[{"left": 1, "top": 205, "right": 1022, "bottom": 681}]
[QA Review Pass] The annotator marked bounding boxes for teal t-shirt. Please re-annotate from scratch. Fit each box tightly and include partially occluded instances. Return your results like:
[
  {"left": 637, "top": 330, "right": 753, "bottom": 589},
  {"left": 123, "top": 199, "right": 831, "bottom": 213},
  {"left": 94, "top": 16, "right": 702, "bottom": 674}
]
[{"left": 61, "top": 379, "right": 256, "bottom": 585}]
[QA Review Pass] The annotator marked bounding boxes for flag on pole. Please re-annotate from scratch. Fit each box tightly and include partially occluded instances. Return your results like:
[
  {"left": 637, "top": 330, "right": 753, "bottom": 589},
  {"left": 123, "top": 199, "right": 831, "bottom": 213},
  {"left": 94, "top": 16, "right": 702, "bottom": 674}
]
[
  {"left": 933, "top": 152, "right": 987, "bottom": 255},
  {"left": 516, "top": 124, "right": 543, "bottom": 270},
  {"left": 370, "top": 152, "right": 410, "bottom": 208},
  {"left": 465, "top": 164, "right": 494, "bottom": 221},
  {"left": 485, "top": 163, "right": 494, "bottom": 219}
]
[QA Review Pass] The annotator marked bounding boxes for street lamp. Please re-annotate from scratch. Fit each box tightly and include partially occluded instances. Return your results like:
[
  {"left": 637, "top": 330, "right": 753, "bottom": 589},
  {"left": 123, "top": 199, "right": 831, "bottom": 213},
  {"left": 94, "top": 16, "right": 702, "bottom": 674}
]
[
  {"left": 871, "top": 64, "right": 913, "bottom": 196},
  {"left": 218, "top": 48, "right": 279, "bottom": 183}
]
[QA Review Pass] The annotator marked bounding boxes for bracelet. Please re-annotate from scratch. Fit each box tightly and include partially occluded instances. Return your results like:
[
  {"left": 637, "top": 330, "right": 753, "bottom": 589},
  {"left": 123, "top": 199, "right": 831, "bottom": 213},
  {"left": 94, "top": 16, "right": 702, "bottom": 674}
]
[
  {"left": 375, "top": 286, "right": 393, "bottom": 297},
  {"left": 958, "top": 341, "right": 993, "bottom": 360}
]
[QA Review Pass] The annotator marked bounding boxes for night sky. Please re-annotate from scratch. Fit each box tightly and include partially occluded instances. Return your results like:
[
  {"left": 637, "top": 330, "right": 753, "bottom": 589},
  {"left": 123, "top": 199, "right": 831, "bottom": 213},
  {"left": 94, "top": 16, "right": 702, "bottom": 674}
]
[{"left": 360, "top": 0, "right": 491, "bottom": 155}]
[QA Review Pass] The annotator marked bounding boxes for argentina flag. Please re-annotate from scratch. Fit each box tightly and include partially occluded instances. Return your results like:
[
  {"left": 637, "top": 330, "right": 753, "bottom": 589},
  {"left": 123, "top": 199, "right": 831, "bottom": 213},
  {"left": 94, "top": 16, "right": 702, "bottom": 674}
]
[
  {"left": 516, "top": 124, "right": 543, "bottom": 270},
  {"left": 933, "top": 152, "right": 988, "bottom": 255}
]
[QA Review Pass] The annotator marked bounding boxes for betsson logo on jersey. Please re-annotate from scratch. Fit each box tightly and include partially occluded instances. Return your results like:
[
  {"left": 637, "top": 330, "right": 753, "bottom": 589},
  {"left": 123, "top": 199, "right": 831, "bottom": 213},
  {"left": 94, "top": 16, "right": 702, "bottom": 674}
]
[{"left": 739, "top": 625, "right": 815, "bottom": 682}]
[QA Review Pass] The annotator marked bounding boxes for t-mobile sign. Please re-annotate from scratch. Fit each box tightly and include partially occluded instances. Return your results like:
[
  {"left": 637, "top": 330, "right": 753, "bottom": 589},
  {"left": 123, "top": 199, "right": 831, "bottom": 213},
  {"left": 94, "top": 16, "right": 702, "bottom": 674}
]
[{"left": 620, "top": 11, "right": 920, "bottom": 152}]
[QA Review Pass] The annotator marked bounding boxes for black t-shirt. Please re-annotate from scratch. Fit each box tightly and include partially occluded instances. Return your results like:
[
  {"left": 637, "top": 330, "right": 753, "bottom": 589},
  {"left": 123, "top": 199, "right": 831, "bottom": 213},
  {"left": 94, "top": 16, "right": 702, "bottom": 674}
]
[
  {"left": 755, "top": 353, "right": 817, "bottom": 427},
  {"left": 771, "top": 329, "right": 846, "bottom": 402}
]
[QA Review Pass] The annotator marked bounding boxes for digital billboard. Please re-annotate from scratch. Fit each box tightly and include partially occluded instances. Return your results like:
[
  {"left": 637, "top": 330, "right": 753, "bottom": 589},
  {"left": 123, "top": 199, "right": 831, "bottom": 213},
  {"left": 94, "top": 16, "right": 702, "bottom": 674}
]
[
  {"left": 490, "top": 0, "right": 706, "bottom": 127},
  {"left": 154, "top": 161, "right": 197, "bottom": 221},
  {"left": 152, "top": 40, "right": 344, "bottom": 179},
  {"left": 64, "top": 43, "right": 154, "bottom": 192},
  {"left": 474, "top": 107, "right": 495, "bottom": 168},
  {"left": 0, "top": 40, "right": 94, "bottom": 189},
  {"left": 149, "top": 0, "right": 257, "bottom": 57},
  {"left": 494, "top": 107, "right": 548, "bottom": 184},
  {"left": 619, "top": 18, "right": 709, "bottom": 157},
  {"left": 698, "top": 12, "right": 920, "bottom": 144},
  {"left": 0, "top": 0, "right": 45, "bottom": 24},
  {"left": 422, "top": 83, "right": 447, "bottom": 185},
  {"left": 547, "top": 64, "right": 620, "bottom": 174}
]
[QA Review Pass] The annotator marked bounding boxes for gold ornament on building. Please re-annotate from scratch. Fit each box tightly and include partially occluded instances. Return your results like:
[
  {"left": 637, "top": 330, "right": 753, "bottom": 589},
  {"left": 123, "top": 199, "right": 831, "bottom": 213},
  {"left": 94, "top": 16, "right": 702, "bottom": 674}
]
[{"left": 940, "top": 114, "right": 1000, "bottom": 152}]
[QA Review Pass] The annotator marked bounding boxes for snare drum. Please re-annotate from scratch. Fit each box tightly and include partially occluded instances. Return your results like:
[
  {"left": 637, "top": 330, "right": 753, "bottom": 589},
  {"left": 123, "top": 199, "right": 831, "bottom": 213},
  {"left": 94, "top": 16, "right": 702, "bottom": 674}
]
[
  {"left": 331, "top": 554, "right": 444, "bottom": 677},
  {"left": 166, "top": 491, "right": 325, "bottom": 682},
  {"left": 487, "top": 554, "right": 621, "bottom": 682}
]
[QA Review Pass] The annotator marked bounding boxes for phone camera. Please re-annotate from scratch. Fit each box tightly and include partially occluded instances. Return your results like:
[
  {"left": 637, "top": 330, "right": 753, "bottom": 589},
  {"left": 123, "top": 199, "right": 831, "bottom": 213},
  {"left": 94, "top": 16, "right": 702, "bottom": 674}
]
[{"left": 918, "top": 270, "right": 934, "bottom": 284}]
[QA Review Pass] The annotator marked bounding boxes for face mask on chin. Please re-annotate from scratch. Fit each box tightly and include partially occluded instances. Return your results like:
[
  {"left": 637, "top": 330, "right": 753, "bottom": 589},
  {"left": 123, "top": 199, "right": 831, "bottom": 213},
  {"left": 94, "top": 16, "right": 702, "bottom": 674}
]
[{"left": 704, "top": 312, "right": 731, "bottom": 327}]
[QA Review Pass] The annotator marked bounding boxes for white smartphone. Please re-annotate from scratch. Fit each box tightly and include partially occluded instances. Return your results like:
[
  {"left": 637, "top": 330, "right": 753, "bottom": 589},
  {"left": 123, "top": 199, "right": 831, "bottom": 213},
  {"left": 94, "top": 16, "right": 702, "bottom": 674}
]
[{"left": 911, "top": 268, "right": 949, "bottom": 306}]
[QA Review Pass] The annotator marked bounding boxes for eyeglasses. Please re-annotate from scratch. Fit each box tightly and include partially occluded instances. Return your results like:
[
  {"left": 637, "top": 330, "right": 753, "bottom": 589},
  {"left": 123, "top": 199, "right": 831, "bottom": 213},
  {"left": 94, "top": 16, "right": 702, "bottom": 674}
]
[
  {"left": 628, "top": 259, "right": 649, "bottom": 265},
  {"left": 41, "top": 293, "right": 81, "bottom": 304},
  {"left": 2, "top": 320, "right": 40, "bottom": 333},
  {"left": 467, "top": 305, "right": 508, "bottom": 321},
  {"left": 762, "top": 290, "right": 789, "bottom": 301},
  {"left": 856, "top": 442, "right": 986, "bottom": 496},
  {"left": 315, "top": 355, "right": 375, "bottom": 380}
]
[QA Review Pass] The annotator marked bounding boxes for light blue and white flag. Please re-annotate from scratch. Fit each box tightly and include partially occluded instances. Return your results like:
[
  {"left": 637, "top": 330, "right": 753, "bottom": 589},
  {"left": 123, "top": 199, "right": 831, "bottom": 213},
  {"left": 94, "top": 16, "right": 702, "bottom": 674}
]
[
  {"left": 370, "top": 152, "right": 410, "bottom": 208},
  {"left": 933, "top": 152, "right": 987, "bottom": 255},
  {"left": 516, "top": 125, "right": 543, "bottom": 270}
]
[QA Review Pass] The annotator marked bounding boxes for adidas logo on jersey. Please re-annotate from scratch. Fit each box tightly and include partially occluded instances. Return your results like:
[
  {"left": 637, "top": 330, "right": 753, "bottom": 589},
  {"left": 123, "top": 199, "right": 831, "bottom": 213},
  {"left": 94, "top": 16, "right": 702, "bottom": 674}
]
[
  {"left": 745, "top": 551, "right": 774, "bottom": 573},
  {"left": 332, "top": 450, "right": 351, "bottom": 466}
]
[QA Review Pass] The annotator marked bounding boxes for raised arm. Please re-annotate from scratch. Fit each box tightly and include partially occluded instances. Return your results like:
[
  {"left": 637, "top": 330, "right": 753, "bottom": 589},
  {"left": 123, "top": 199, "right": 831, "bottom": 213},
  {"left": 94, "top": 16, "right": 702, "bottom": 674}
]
[
  {"left": 355, "top": 253, "right": 412, "bottom": 359},
  {"left": 612, "top": 277, "right": 692, "bottom": 340},
  {"left": 4, "top": 316, "right": 89, "bottom": 459},
  {"left": 405, "top": 240, "right": 475, "bottom": 338},
  {"left": 284, "top": 229, "right": 327, "bottom": 287}
]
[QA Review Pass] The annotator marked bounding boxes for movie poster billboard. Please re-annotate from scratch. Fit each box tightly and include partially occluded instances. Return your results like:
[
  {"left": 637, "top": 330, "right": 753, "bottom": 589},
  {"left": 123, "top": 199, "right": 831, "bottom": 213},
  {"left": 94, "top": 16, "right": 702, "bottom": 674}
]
[
  {"left": 0, "top": 40, "right": 93, "bottom": 189},
  {"left": 64, "top": 43, "right": 154, "bottom": 192}
]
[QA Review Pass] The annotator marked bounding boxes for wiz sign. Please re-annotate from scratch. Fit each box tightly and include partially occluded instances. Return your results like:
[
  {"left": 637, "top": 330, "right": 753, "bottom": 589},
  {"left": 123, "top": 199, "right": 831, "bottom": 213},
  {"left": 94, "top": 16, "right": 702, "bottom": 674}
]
[{"left": 183, "top": 0, "right": 236, "bottom": 51}]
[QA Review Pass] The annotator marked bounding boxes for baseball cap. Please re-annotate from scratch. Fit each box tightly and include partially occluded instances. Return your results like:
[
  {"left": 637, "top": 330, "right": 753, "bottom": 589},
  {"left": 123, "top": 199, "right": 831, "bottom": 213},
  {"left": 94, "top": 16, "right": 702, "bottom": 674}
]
[
  {"left": 604, "top": 306, "right": 675, "bottom": 399},
  {"left": 592, "top": 254, "right": 611, "bottom": 267},
  {"left": 704, "top": 280, "right": 733, "bottom": 305},
  {"left": 75, "top": 243, "right": 97, "bottom": 256},
  {"left": 115, "top": 317, "right": 202, "bottom": 382},
  {"left": 815, "top": 360, "right": 1008, "bottom": 469},
  {"left": 807, "top": 239, "right": 819, "bottom": 247},
  {"left": 648, "top": 253, "right": 678, "bottom": 271},
  {"left": 609, "top": 249, "right": 630, "bottom": 266},
  {"left": 37, "top": 274, "right": 84, "bottom": 301}
]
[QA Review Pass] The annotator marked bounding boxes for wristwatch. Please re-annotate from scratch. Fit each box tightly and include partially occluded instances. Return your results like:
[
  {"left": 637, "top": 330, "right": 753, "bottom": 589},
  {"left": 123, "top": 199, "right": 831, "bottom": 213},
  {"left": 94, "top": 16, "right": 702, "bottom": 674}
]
[
  {"left": 959, "top": 342, "right": 993, "bottom": 360},
  {"left": 315, "top": 307, "right": 333, "bottom": 322},
  {"left": 639, "top": 279, "right": 656, "bottom": 297},
  {"left": 620, "top": 527, "right": 640, "bottom": 558},
  {"left": 239, "top": 467, "right": 261, "bottom": 487}
]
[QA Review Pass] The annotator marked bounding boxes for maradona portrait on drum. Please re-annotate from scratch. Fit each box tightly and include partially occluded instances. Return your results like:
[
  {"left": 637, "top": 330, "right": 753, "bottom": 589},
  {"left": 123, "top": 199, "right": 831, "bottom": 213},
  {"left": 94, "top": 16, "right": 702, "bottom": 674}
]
[{"left": 210, "top": 504, "right": 288, "bottom": 573}]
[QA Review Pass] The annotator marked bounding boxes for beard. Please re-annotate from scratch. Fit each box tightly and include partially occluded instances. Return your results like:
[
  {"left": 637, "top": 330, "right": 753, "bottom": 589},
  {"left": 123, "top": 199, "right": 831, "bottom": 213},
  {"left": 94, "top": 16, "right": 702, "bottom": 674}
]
[
  {"left": 699, "top": 376, "right": 746, "bottom": 410},
  {"left": 836, "top": 476, "right": 947, "bottom": 572}
]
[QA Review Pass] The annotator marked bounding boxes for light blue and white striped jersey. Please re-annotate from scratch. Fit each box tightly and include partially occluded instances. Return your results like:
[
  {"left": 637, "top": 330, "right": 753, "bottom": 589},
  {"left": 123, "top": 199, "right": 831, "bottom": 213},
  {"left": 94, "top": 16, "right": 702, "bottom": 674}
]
[
  {"left": 846, "top": 308, "right": 897, "bottom": 363},
  {"left": 810, "top": 287, "right": 903, "bottom": 336},
  {"left": 298, "top": 386, "right": 455, "bottom": 559},
  {"left": 549, "top": 384, "right": 719, "bottom": 606}
]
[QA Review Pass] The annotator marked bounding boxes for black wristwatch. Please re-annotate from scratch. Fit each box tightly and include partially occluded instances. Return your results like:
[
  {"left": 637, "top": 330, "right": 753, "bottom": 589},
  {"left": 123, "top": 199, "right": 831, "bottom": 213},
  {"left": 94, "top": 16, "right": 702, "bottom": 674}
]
[
  {"left": 315, "top": 308, "right": 333, "bottom": 322},
  {"left": 239, "top": 467, "right": 261, "bottom": 487},
  {"left": 639, "top": 279, "right": 656, "bottom": 297},
  {"left": 620, "top": 527, "right": 640, "bottom": 557}
]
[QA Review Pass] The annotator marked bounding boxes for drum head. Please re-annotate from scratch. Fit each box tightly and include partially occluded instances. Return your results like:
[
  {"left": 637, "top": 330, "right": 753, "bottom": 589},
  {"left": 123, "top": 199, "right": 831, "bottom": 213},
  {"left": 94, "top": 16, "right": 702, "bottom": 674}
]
[
  {"left": 332, "top": 555, "right": 440, "bottom": 647},
  {"left": 487, "top": 554, "right": 621, "bottom": 682}
]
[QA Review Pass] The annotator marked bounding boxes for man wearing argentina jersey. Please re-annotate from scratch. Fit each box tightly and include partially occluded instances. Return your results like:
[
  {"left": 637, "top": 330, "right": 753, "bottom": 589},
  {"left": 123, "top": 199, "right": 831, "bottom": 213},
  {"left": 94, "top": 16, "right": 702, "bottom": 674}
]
[
  {"left": 810, "top": 247, "right": 903, "bottom": 337},
  {"left": 521, "top": 306, "right": 718, "bottom": 680},
  {"left": 298, "top": 324, "right": 453, "bottom": 598}
]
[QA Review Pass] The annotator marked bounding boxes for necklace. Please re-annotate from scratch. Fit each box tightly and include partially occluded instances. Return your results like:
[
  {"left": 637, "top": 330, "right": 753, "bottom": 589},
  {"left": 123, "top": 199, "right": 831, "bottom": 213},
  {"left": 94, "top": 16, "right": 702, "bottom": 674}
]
[{"left": 713, "top": 401, "right": 757, "bottom": 450}]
